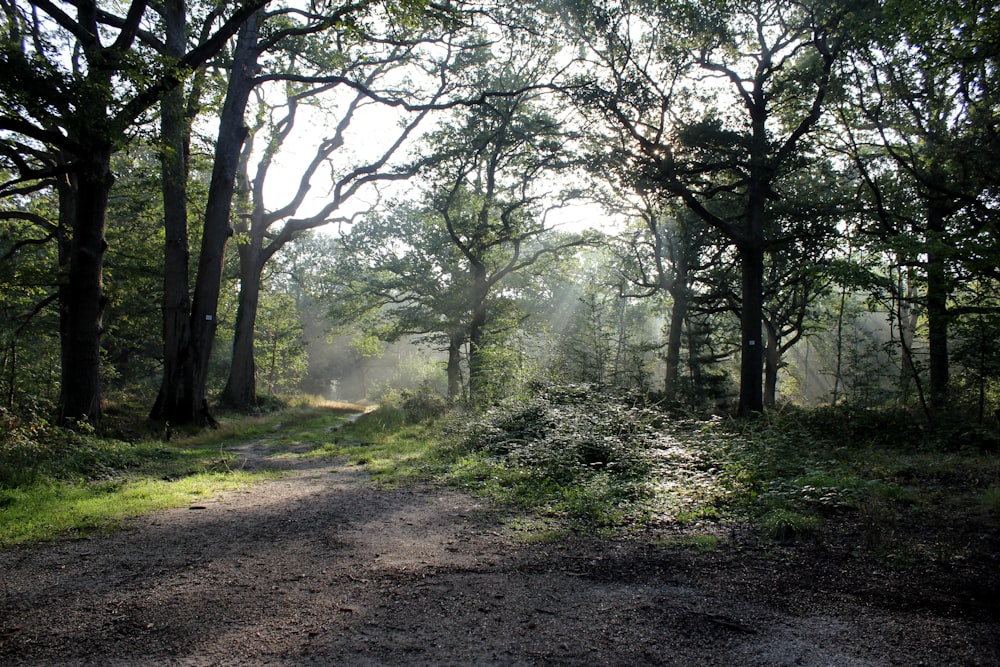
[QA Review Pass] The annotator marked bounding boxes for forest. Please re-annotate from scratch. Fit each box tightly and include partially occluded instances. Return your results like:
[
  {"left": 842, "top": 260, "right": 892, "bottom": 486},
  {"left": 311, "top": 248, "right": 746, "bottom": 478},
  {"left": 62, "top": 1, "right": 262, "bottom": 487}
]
[
  {"left": 4, "top": 0, "right": 1000, "bottom": 528},
  {"left": 2, "top": 0, "right": 998, "bottom": 426},
  {"left": 1, "top": 1, "right": 999, "bottom": 663}
]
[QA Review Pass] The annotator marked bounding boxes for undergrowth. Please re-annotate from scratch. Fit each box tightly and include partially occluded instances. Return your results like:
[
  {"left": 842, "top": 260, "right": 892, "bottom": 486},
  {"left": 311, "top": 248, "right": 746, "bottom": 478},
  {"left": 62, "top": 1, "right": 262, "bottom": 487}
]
[
  {"left": 356, "top": 389, "right": 1000, "bottom": 561},
  {"left": 440, "top": 385, "right": 658, "bottom": 528},
  {"left": 5, "top": 391, "right": 997, "bottom": 566}
]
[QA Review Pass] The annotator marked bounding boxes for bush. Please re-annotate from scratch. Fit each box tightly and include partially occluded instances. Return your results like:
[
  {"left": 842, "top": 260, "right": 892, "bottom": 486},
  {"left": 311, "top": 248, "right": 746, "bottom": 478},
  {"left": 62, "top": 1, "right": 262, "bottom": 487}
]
[
  {"left": 447, "top": 384, "right": 656, "bottom": 525},
  {"left": 378, "top": 384, "right": 448, "bottom": 423},
  {"left": 0, "top": 412, "right": 147, "bottom": 488}
]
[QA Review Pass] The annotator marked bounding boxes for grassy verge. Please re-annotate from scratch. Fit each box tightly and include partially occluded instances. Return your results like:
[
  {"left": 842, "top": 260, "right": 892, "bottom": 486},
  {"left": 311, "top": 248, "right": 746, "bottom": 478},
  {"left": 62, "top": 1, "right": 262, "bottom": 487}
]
[
  {"left": 298, "top": 405, "right": 447, "bottom": 486},
  {"left": 6, "top": 391, "right": 997, "bottom": 567},
  {"left": 0, "top": 403, "right": 368, "bottom": 548}
]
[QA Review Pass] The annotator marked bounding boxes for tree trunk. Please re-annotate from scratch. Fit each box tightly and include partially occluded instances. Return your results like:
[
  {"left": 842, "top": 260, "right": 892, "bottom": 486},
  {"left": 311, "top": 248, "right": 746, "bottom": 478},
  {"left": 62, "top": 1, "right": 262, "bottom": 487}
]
[
  {"left": 663, "top": 286, "right": 688, "bottom": 403},
  {"left": 738, "top": 238, "right": 765, "bottom": 416},
  {"left": 220, "top": 123, "right": 264, "bottom": 411},
  {"left": 896, "top": 270, "right": 919, "bottom": 403},
  {"left": 151, "top": 0, "right": 194, "bottom": 422},
  {"left": 446, "top": 331, "right": 464, "bottom": 401},
  {"left": 220, "top": 246, "right": 263, "bottom": 409},
  {"left": 58, "top": 148, "right": 114, "bottom": 425},
  {"left": 925, "top": 204, "right": 950, "bottom": 414},
  {"left": 180, "top": 11, "right": 262, "bottom": 426},
  {"left": 466, "top": 266, "right": 489, "bottom": 402},
  {"left": 763, "top": 318, "right": 780, "bottom": 409}
]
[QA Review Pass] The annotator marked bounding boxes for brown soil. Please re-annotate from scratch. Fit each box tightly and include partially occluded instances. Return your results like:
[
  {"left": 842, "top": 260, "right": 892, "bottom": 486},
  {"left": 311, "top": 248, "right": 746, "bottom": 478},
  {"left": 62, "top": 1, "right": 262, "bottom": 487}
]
[{"left": 1, "top": 435, "right": 998, "bottom": 666}]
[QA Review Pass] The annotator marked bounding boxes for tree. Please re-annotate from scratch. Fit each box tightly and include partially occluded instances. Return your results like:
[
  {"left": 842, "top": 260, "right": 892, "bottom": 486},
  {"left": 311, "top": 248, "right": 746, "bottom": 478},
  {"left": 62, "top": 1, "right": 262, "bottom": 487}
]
[
  {"left": 839, "top": 0, "right": 1000, "bottom": 413},
  {"left": 0, "top": 0, "right": 268, "bottom": 425},
  {"left": 218, "top": 17, "right": 460, "bottom": 411},
  {"left": 0, "top": 195, "right": 61, "bottom": 410},
  {"left": 151, "top": 1, "right": 404, "bottom": 423},
  {"left": 325, "top": 31, "right": 591, "bottom": 403},
  {"left": 255, "top": 292, "right": 308, "bottom": 397},
  {"left": 422, "top": 92, "right": 586, "bottom": 401},
  {"left": 611, "top": 196, "right": 722, "bottom": 402},
  {"left": 330, "top": 200, "right": 472, "bottom": 400},
  {"left": 559, "top": 0, "right": 858, "bottom": 414},
  {"left": 544, "top": 245, "right": 661, "bottom": 392}
]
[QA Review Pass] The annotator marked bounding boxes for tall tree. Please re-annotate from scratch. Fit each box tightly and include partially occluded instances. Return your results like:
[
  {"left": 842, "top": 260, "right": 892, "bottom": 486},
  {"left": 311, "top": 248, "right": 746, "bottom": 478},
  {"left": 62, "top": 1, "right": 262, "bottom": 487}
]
[
  {"left": 423, "top": 94, "right": 586, "bottom": 400},
  {"left": 559, "top": 0, "right": 858, "bottom": 414},
  {"left": 153, "top": 0, "right": 221, "bottom": 425},
  {"left": 151, "top": 0, "right": 403, "bottom": 423},
  {"left": 612, "top": 196, "right": 721, "bottom": 402},
  {"left": 329, "top": 200, "right": 474, "bottom": 400},
  {"left": 0, "top": 0, "right": 268, "bottom": 424},
  {"left": 839, "top": 0, "right": 1000, "bottom": 413},
  {"left": 218, "top": 20, "right": 459, "bottom": 411}
]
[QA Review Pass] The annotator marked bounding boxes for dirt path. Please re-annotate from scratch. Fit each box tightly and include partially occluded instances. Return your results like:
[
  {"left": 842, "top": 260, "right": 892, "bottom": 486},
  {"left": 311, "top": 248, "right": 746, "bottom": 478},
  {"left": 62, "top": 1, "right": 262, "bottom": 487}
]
[{"left": 1, "top": 438, "right": 997, "bottom": 666}]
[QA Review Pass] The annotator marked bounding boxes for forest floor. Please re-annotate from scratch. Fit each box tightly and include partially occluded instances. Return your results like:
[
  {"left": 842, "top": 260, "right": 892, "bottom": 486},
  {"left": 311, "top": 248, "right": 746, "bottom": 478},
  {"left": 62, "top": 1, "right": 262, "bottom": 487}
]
[{"left": 1, "top": 422, "right": 998, "bottom": 666}]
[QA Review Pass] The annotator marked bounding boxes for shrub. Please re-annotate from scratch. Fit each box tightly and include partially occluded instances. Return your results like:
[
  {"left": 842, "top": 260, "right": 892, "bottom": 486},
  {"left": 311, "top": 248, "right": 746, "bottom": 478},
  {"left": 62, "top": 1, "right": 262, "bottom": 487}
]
[
  {"left": 378, "top": 384, "right": 448, "bottom": 423},
  {"left": 759, "top": 508, "right": 820, "bottom": 542},
  {"left": 447, "top": 384, "right": 656, "bottom": 525}
]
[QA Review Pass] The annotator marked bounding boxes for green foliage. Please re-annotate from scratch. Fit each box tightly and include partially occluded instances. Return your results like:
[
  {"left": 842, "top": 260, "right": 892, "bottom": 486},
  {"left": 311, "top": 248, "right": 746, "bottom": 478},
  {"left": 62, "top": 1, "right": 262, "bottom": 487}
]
[
  {"left": 446, "top": 384, "right": 655, "bottom": 526},
  {"left": 651, "top": 533, "right": 720, "bottom": 552},
  {"left": 758, "top": 508, "right": 821, "bottom": 543},
  {"left": 981, "top": 486, "right": 1000, "bottom": 514},
  {"left": 378, "top": 384, "right": 448, "bottom": 423},
  {"left": 255, "top": 292, "right": 309, "bottom": 397},
  {"left": 0, "top": 202, "right": 62, "bottom": 412}
]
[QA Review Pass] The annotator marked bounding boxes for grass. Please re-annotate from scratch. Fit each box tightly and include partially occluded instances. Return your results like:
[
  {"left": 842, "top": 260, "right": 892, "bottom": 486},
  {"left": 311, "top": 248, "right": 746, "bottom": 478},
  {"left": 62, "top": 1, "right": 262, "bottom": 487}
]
[
  {"left": 315, "top": 394, "right": 998, "bottom": 559},
  {"left": 384, "top": 397, "right": 999, "bottom": 564},
  {"left": 651, "top": 533, "right": 720, "bottom": 552},
  {"left": 0, "top": 472, "right": 264, "bottom": 545},
  {"left": 0, "top": 402, "right": 366, "bottom": 548},
  {"left": 5, "top": 392, "right": 997, "bottom": 568},
  {"left": 297, "top": 407, "right": 445, "bottom": 486}
]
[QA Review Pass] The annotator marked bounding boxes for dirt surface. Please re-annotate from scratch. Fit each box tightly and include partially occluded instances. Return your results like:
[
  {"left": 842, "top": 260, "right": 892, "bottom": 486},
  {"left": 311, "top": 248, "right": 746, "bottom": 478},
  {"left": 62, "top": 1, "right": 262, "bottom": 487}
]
[{"left": 2, "top": 433, "right": 998, "bottom": 666}]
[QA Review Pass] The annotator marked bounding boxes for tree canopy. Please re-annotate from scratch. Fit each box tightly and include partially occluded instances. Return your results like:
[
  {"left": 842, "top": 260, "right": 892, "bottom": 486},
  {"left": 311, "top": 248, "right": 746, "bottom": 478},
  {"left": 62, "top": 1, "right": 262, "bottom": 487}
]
[{"left": 0, "top": 0, "right": 997, "bottom": 424}]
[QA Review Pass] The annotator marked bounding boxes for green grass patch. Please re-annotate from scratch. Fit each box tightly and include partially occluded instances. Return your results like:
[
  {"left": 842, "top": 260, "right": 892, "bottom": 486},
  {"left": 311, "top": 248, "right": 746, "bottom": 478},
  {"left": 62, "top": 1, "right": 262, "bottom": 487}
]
[
  {"left": 0, "top": 407, "right": 325, "bottom": 548},
  {"left": 757, "top": 508, "right": 821, "bottom": 542},
  {"left": 504, "top": 516, "right": 574, "bottom": 544},
  {"left": 315, "top": 396, "right": 1000, "bottom": 561},
  {"left": 0, "top": 472, "right": 268, "bottom": 546},
  {"left": 981, "top": 486, "right": 1000, "bottom": 513},
  {"left": 300, "top": 410, "right": 445, "bottom": 487}
]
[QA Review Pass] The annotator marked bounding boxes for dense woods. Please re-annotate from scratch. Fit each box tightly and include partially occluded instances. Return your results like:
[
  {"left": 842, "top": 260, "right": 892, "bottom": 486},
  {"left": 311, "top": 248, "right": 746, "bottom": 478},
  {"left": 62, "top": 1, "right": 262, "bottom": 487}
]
[{"left": 1, "top": 0, "right": 998, "bottom": 426}]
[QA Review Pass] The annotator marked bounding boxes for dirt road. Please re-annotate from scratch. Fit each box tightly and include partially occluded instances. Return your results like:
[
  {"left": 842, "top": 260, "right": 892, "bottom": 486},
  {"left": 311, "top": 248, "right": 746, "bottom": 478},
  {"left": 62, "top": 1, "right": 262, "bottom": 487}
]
[{"left": 2, "top": 441, "right": 997, "bottom": 665}]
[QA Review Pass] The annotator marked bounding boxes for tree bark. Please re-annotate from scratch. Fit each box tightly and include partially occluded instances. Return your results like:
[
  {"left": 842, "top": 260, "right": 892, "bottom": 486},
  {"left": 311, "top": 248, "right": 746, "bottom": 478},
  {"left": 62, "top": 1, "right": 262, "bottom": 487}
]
[
  {"left": 925, "top": 203, "right": 950, "bottom": 414},
  {"left": 446, "top": 330, "right": 464, "bottom": 401},
  {"left": 763, "top": 318, "right": 779, "bottom": 409},
  {"left": 466, "top": 265, "right": 489, "bottom": 402},
  {"left": 183, "top": 10, "right": 262, "bottom": 425},
  {"left": 58, "top": 147, "right": 114, "bottom": 425},
  {"left": 738, "top": 238, "right": 765, "bottom": 416},
  {"left": 663, "top": 288, "right": 687, "bottom": 403},
  {"left": 220, "top": 245, "right": 262, "bottom": 409},
  {"left": 152, "top": 0, "right": 194, "bottom": 422}
]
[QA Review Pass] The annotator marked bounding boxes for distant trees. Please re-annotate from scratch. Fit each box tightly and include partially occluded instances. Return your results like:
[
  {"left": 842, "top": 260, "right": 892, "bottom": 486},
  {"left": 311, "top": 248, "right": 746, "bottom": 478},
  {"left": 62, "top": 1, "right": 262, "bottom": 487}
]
[
  {"left": 217, "top": 11, "right": 460, "bottom": 412},
  {"left": 838, "top": 0, "right": 1000, "bottom": 414},
  {"left": 325, "top": 28, "right": 592, "bottom": 402}
]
